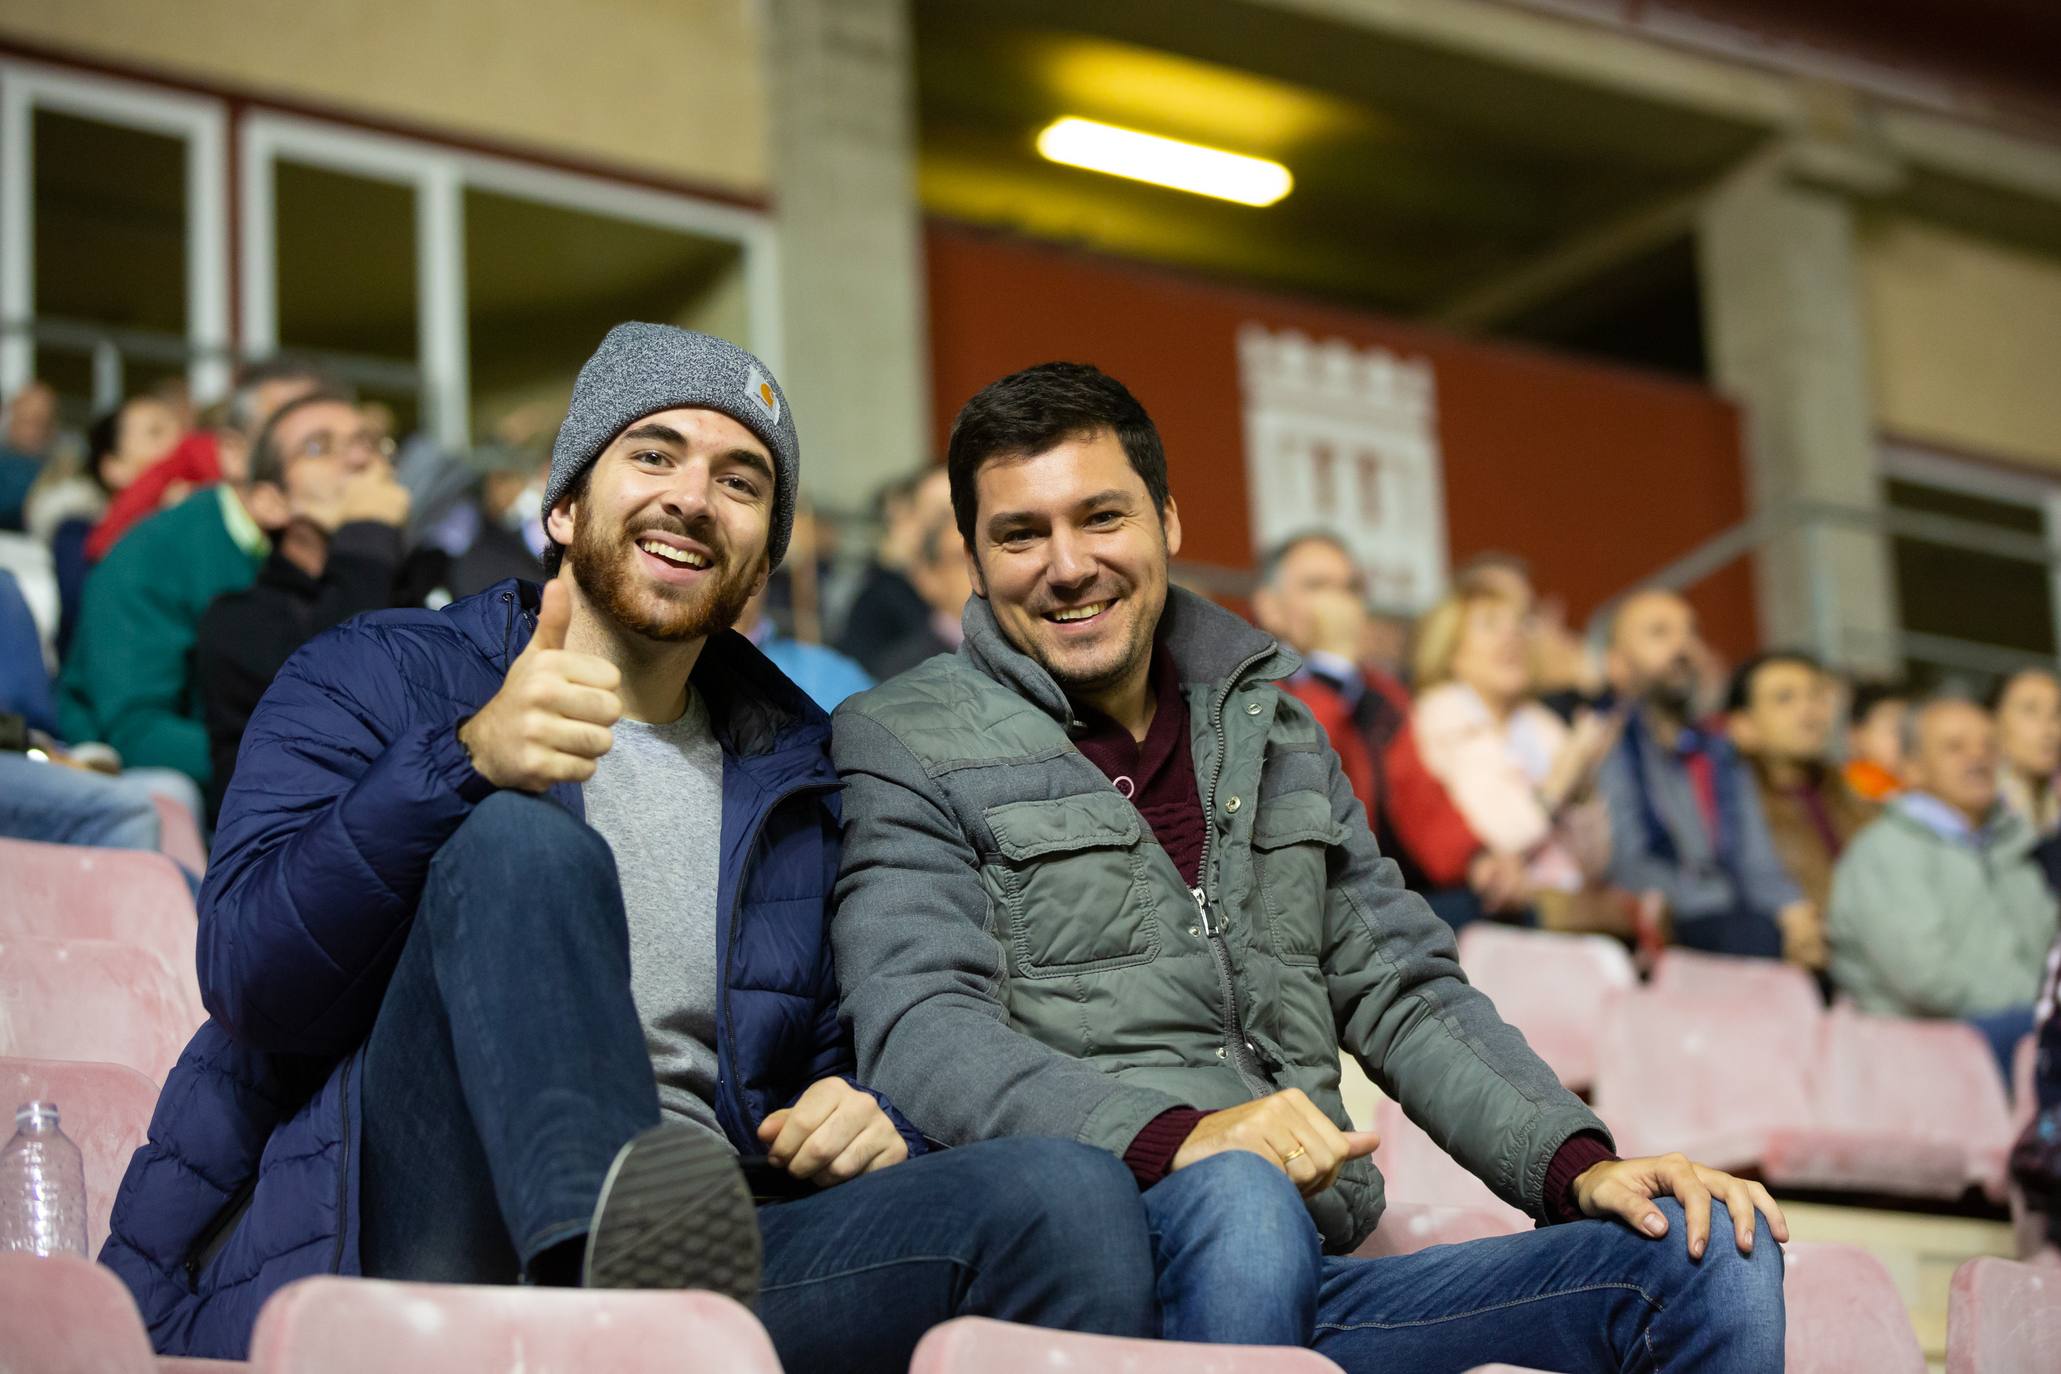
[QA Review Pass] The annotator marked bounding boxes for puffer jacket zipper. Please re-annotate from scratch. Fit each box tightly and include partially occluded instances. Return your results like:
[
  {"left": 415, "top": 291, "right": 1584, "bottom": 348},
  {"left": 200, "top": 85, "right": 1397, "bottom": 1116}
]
[{"left": 1193, "top": 645, "right": 1277, "bottom": 1099}]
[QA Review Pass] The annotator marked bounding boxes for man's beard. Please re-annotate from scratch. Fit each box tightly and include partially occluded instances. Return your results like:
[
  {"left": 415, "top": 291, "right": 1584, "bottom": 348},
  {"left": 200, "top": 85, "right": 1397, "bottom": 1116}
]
[
  {"left": 568, "top": 515, "right": 760, "bottom": 644},
  {"left": 1642, "top": 659, "right": 1698, "bottom": 718}
]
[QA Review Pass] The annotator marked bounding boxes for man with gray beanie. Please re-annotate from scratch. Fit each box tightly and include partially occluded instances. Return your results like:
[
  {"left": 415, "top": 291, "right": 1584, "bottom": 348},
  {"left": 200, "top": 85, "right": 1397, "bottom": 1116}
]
[{"left": 103, "top": 324, "right": 1158, "bottom": 1370}]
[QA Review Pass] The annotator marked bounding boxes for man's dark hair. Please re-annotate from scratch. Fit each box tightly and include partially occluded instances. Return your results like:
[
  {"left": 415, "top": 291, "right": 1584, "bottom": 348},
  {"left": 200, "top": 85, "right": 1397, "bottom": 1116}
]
[
  {"left": 248, "top": 390, "right": 356, "bottom": 488},
  {"left": 1847, "top": 676, "right": 1909, "bottom": 727},
  {"left": 84, "top": 404, "right": 125, "bottom": 493},
  {"left": 1724, "top": 648, "right": 1823, "bottom": 715},
  {"left": 944, "top": 362, "right": 1169, "bottom": 548},
  {"left": 1257, "top": 530, "right": 1352, "bottom": 591},
  {"left": 229, "top": 357, "right": 344, "bottom": 434}
]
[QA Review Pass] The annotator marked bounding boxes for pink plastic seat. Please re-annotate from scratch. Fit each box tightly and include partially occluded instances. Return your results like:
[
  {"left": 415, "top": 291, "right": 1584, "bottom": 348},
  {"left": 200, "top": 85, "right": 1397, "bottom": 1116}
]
[
  {"left": 1351, "top": 1200, "right": 1526, "bottom": 1258},
  {"left": 0, "top": 835, "right": 200, "bottom": 1001},
  {"left": 151, "top": 796, "right": 208, "bottom": 878},
  {"left": 1763, "top": 1007, "right": 2015, "bottom": 1200},
  {"left": 1370, "top": 1096, "right": 1530, "bottom": 1228},
  {"left": 1782, "top": 1242, "right": 1926, "bottom": 1374},
  {"left": 160, "top": 1362, "right": 251, "bottom": 1374},
  {"left": 910, "top": 1316, "right": 1344, "bottom": 1372},
  {"left": 1648, "top": 948, "right": 1823, "bottom": 1037},
  {"left": 0, "top": 936, "right": 203, "bottom": 1084},
  {"left": 1457, "top": 925, "right": 1636, "bottom": 1090},
  {"left": 0, "top": 1251, "right": 158, "bottom": 1374},
  {"left": 249, "top": 1277, "right": 783, "bottom": 1374},
  {"left": 1948, "top": 1256, "right": 2061, "bottom": 1373},
  {"left": 1591, "top": 987, "right": 1815, "bottom": 1170},
  {"left": 1, "top": 1057, "right": 159, "bottom": 1254}
]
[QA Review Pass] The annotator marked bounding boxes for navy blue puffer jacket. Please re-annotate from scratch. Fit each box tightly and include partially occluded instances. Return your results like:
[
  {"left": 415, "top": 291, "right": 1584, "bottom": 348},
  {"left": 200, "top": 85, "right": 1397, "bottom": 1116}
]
[{"left": 100, "top": 580, "right": 921, "bottom": 1357}]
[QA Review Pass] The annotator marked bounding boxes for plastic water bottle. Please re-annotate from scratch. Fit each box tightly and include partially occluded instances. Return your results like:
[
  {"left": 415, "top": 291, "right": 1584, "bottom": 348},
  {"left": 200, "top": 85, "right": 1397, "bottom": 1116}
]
[{"left": 0, "top": 1102, "right": 88, "bottom": 1256}]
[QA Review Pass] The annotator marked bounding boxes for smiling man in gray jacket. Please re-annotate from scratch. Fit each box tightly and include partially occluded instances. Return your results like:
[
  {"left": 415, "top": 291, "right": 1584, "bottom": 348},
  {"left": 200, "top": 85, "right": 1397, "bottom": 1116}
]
[{"left": 830, "top": 362, "right": 1789, "bottom": 1372}]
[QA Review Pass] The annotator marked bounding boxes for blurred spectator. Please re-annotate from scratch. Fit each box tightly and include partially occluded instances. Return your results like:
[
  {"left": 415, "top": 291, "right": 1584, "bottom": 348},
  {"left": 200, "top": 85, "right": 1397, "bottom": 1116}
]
[
  {"left": 86, "top": 427, "right": 227, "bottom": 563},
  {"left": 1843, "top": 679, "right": 1909, "bottom": 802},
  {"left": 0, "top": 379, "right": 57, "bottom": 530},
  {"left": 1598, "top": 589, "right": 1807, "bottom": 959},
  {"left": 1253, "top": 532, "right": 1520, "bottom": 927},
  {"left": 1456, "top": 548, "right": 1604, "bottom": 710},
  {"left": 2008, "top": 935, "right": 2060, "bottom": 1244},
  {"left": 0, "top": 566, "right": 58, "bottom": 738},
  {"left": 417, "top": 443, "right": 548, "bottom": 599},
  {"left": 871, "top": 510, "right": 970, "bottom": 680},
  {"left": 84, "top": 394, "right": 183, "bottom": 500},
  {"left": 1992, "top": 666, "right": 2061, "bottom": 836},
  {"left": 739, "top": 586, "right": 873, "bottom": 712},
  {"left": 1413, "top": 587, "right": 1625, "bottom": 933},
  {"left": 1725, "top": 649, "right": 1879, "bottom": 969},
  {"left": 837, "top": 466, "right": 945, "bottom": 677},
  {"left": 1829, "top": 695, "right": 2057, "bottom": 1078},
  {"left": 194, "top": 393, "right": 419, "bottom": 821}
]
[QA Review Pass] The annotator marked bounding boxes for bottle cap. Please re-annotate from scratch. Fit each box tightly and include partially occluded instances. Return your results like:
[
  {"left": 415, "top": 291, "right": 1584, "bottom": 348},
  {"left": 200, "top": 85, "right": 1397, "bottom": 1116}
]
[{"left": 14, "top": 1101, "right": 59, "bottom": 1130}]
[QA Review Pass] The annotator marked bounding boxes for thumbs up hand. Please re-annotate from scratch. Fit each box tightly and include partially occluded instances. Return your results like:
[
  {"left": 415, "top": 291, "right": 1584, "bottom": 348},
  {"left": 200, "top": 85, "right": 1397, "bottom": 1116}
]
[{"left": 457, "top": 567, "right": 624, "bottom": 791}]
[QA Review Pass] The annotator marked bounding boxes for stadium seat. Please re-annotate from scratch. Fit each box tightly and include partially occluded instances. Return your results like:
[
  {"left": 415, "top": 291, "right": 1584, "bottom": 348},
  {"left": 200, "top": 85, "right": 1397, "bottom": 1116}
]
[
  {"left": 1782, "top": 1242, "right": 1926, "bottom": 1374},
  {"left": 1456, "top": 924, "right": 1636, "bottom": 1090},
  {"left": 1, "top": 1057, "right": 159, "bottom": 1254},
  {"left": 248, "top": 1277, "right": 783, "bottom": 1374},
  {"left": 151, "top": 795, "right": 208, "bottom": 878},
  {"left": 1369, "top": 1096, "right": 1530, "bottom": 1228},
  {"left": 0, "top": 835, "right": 199, "bottom": 1000},
  {"left": 1648, "top": 947, "right": 1823, "bottom": 1037},
  {"left": 1351, "top": 1200, "right": 1527, "bottom": 1257},
  {"left": 0, "top": 936, "right": 203, "bottom": 1084},
  {"left": 1763, "top": 1007, "right": 2015, "bottom": 1200},
  {"left": 159, "top": 1362, "right": 252, "bottom": 1374},
  {"left": 1591, "top": 987, "right": 1815, "bottom": 1170},
  {"left": 1947, "top": 1256, "right": 2061, "bottom": 1374},
  {"left": 0, "top": 1251, "right": 158, "bottom": 1374},
  {"left": 909, "top": 1316, "right": 1345, "bottom": 1372}
]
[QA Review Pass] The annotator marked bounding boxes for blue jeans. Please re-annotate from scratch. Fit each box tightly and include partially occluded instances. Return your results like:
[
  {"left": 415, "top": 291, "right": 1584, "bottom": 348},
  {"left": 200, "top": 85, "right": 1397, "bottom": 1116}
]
[
  {"left": 1673, "top": 905, "right": 1785, "bottom": 959},
  {"left": 359, "top": 793, "right": 1154, "bottom": 1370},
  {"left": 0, "top": 752, "right": 161, "bottom": 849},
  {"left": 1143, "top": 1152, "right": 1786, "bottom": 1372},
  {"left": 1968, "top": 1004, "right": 2036, "bottom": 1091}
]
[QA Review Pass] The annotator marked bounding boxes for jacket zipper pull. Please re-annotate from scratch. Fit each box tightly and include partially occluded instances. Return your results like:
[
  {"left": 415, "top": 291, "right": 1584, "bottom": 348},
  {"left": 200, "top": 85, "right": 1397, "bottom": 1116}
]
[{"left": 1191, "top": 886, "right": 1220, "bottom": 938}]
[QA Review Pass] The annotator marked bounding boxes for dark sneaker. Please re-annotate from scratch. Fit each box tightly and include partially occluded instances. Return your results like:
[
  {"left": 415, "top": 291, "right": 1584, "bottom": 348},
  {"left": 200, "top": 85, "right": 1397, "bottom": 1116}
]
[{"left": 581, "top": 1123, "right": 761, "bottom": 1305}]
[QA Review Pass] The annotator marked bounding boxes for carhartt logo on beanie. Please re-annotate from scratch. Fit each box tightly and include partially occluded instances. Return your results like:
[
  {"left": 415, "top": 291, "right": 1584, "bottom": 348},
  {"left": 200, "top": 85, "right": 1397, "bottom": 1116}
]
[{"left": 543, "top": 323, "right": 800, "bottom": 569}]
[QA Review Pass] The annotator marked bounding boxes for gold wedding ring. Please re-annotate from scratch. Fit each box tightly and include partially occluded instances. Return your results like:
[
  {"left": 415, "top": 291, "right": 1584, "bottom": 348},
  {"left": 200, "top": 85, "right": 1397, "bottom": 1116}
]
[{"left": 1281, "top": 1146, "right": 1307, "bottom": 1164}]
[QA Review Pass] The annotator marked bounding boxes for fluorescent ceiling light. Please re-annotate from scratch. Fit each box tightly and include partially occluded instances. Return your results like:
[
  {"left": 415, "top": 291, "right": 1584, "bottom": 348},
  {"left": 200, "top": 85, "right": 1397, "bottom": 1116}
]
[{"left": 1035, "top": 117, "right": 1293, "bottom": 207}]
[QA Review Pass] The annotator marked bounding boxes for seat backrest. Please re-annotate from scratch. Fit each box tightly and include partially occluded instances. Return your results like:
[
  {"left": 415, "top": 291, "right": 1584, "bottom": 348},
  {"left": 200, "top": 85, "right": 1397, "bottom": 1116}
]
[
  {"left": 248, "top": 1277, "right": 783, "bottom": 1374},
  {"left": 0, "top": 836, "right": 198, "bottom": 987},
  {"left": 1649, "top": 948, "right": 1823, "bottom": 1037},
  {"left": 1351, "top": 1200, "right": 1526, "bottom": 1258},
  {"left": 0, "top": 1251, "right": 159, "bottom": 1374},
  {"left": 1369, "top": 1097, "right": 1530, "bottom": 1227},
  {"left": 0, "top": 1057, "right": 159, "bottom": 1255},
  {"left": 1591, "top": 987, "right": 1815, "bottom": 1168},
  {"left": 1948, "top": 1257, "right": 2061, "bottom": 1374},
  {"left": 150, "top": 797, "right": 208, "bottom": 879},
  {"left": 910, "top": 1316, "right": 1346, "bottom": 1373},
  {"left": 1457, "top": 925, "right": 1636, "bottom": 1090},
  {"left": 1782, "top": 1242, "right": 1926, "bottom": 1374},
  {"left": 0, "top": 937, "right": 202, "bottom": 1085},
  {"left": 1816, "top": 1007, "right": 2014, "bottom": 1189}
]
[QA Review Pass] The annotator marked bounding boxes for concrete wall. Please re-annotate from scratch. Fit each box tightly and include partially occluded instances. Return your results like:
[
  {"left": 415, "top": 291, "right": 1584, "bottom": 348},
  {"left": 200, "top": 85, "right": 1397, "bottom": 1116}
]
[
  {"left": 0, "top": 0, "right": 768, "bottom": 193},
  {"left": 1862, "top": 216, "right": 2061, "bottom": 473}
]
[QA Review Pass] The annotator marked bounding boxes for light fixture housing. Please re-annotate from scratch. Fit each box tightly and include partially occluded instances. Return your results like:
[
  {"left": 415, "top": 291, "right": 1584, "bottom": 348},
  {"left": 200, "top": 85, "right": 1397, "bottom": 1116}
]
[{"left": 1034, "top": 117, "right": 1293, "bottom": 207}]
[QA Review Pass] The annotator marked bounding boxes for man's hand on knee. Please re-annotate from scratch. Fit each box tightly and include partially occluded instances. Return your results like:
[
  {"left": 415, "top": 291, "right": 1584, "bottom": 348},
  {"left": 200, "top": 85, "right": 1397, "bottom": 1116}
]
[
  {"left": 1169, "top": 1088, "right": 1380, "bottom": 1198},
  {"left": 458, "top": 567, "right": 623, "bottom": 792},
  {"left": 1571, "top": 1153, "right": 1789, "bottom": 1258},
  {"left": 757, "top": 1077, "right": 909, "bottom": 1187}
]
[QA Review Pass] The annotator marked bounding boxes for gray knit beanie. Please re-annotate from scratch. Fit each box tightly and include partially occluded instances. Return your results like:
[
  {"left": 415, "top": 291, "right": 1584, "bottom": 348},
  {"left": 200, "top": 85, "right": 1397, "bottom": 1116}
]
[{"left": 542, "top": 323, "right": 800, "bottom": 569}]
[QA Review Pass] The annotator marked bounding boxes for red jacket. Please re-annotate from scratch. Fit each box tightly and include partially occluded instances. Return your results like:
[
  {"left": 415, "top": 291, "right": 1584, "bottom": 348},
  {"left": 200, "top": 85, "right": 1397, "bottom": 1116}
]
[
  {"left": 1284, "top": 668, "right": 1482, "bottom": 889},
  {"left": 87, "top": 431, "right": 222, "bottom": 563}
]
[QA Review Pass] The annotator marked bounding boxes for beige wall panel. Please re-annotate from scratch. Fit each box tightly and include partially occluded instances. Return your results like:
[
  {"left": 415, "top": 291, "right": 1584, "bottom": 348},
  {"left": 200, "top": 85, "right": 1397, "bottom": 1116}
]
[
  {"left": 0, "top": 0, "right": 768, "bottom": 192},
  {"left": 1863, "top": 218, "right": 2061, "bottom": 472}
]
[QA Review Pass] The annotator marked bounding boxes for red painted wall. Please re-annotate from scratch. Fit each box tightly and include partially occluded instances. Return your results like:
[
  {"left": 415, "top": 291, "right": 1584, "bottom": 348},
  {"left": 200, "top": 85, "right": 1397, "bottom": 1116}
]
[{"left": 925, "top": 221, "right": 1758, "bottom": 660}]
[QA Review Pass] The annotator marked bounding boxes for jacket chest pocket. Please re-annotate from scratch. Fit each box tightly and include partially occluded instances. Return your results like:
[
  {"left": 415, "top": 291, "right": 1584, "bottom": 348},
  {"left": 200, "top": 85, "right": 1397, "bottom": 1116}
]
[
  {"left": 984, "top": 793, "right": 1162, "bottom": 978},
  {"left": 1252, "top": 790, "right": 1339, "bottom": 966}
]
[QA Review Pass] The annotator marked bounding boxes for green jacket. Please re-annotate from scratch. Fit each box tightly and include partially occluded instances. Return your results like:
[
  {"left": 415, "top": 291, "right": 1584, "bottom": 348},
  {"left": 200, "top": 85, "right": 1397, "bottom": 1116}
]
[
  {"left": 1828, "top": 796, "right": 2059, "bottom": 1018},
  {"left": 57, "top": 487, "right": 265, "bottom": 785},
  {"left": 831, "top": 588, "right": 1605, "bottom": 1251}
]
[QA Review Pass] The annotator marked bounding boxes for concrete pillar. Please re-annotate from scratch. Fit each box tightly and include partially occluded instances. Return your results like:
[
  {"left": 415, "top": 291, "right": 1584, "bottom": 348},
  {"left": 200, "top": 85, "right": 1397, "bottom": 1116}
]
[
  {"left": 1696, "top": 158, "right": 1900, "bottom": 670},
  {"left": 763, "top": 0, "right": 931, "bottom": 522}
]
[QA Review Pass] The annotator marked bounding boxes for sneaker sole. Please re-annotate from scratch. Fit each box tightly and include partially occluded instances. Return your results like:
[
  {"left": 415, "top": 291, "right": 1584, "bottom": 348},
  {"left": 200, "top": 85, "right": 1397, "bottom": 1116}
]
[{"left": 582, "top": 1124, "right": 761, "bottom": 1306}]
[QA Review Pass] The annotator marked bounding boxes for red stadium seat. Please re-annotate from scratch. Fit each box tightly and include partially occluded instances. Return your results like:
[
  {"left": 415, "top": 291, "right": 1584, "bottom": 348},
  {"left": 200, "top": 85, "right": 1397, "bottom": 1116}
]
[
  {"left": 151, "top": 795, "right": 208, "bottom": 878},
  {"left": 0, "top": 836, "right": 199, "bottom": 1002},
  {"left": 1763, "top": 1007, "right": 2014, "bottom": 1200},
  {"left": 0, "top": 936, "right": 203, "bottom": 1084},
  {"left": 1648, "top": 948, "right": 1823, "bottom": 1037},
  {"left": 909, "top": 1316, "right": 1345, "bottom": 1372},
  {"left": 1, "top": 1057, "right": 159, "bottom": 1254},
  {"left": 159, "top": 1362, "right": 252, "bottom": 1374},
  {"left": 1351, "top": 1200, "right": 1526, "bottom": 1257},
  {"left": 1591, "top": 987, "right": 1815, "bottom": 1170},
  {"left": 1457, "top": 925, "right": 1636, "bottom": 1091},
  {"left": 0, "top": 1251, "right": 158, "bottom": 1374},
  {"left": 248, "top": 1277, "right": 783, "bottom": 1374},
  {"left": 1782, "top": 1242, "right": 1926, "bottom": 1374},
  {"left": 1370, "top": 1096, "right": 1530, "bottom": 1228},
  {"left": 1947, "top": 1256, "right": 2061, "bottom": 1374}
]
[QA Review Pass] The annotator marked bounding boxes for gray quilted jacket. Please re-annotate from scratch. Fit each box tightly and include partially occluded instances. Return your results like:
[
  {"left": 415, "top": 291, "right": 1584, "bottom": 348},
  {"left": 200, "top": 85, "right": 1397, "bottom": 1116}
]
[{"left": 830, "top": 588, "right": 1606, "bottom": 1250}]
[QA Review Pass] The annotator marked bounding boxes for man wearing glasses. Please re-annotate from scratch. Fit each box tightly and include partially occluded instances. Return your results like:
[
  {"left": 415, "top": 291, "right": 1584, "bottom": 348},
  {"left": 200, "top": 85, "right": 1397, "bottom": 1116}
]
[{"left": 194, "top": 392, "right": 430, "bottom": 820}]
